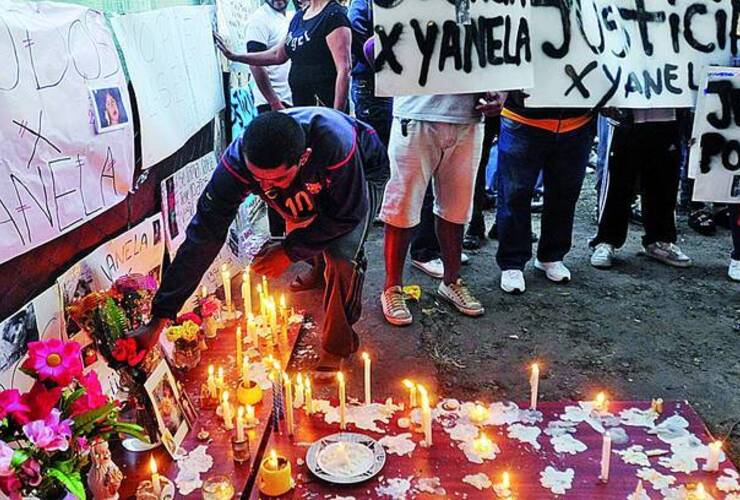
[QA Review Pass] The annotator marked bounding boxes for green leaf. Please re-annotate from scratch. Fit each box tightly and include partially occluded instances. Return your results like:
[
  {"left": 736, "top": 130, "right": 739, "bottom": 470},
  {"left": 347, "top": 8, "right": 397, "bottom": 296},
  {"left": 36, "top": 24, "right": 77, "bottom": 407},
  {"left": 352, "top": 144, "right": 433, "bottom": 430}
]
[
  {"left": 100, "top": 298, "right": 127, "bottom": 341},
  {"left": 110, "top": 421, "right": 149, "bottom": 441},
  {"left": 61, "top": 388, "right": 86, "bottom": 413},
  {"left": 10, "top": 449, "right": 29, "bottom": 468},
  {"left": 47, "top": 468, "right": 86, "bottom": 500},
  {"left": 73, "top": 402, "right": 116, "bottom": 432}
]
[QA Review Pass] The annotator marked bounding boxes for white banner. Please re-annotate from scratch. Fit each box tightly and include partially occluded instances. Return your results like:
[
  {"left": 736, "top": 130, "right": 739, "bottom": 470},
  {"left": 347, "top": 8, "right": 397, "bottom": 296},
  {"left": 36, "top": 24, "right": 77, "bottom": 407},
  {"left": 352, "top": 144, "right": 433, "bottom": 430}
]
[
  {"left": 373, "top": 0, "right": 534, "bottom": 96},
  {"left": 688, "top": 66, "right": 740, "bottom": 203},
  {"left": 112, "top": 6, "right": 225, "bottom": 168},
  {"left": 527, "top": 0, "right": 737, "bottom": 108},
  {"left": 0, "top": 1, "right": 134, "bottom": 265},
  {"left": 215, "top": 0, "right": 261, "bottom": 75}
]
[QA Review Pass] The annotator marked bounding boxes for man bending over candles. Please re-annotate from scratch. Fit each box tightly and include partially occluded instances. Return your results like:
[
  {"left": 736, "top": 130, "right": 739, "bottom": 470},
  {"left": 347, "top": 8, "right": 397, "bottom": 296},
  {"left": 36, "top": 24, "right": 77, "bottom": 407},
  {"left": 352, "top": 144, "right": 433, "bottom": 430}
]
[{"left": 132, "top": 108, "right": 388, "bottom": 372}]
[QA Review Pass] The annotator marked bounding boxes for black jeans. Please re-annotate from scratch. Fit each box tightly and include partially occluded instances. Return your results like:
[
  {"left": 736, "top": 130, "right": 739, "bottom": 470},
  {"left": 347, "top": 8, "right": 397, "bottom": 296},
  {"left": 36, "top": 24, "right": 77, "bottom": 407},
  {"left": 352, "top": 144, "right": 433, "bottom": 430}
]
[
  {"left": 732, "top": 205, "right": 740, "bottom": 260},
  {"left": 469, "top": 116, "right": 501, "bottom": 235},
  {"left": 409, "top": 187, "right": 439, "bottom": 262},
  {"left": 592, "top": 121, "right": 681, "bottom": 249},
  {"left": 351, "top": 77, "right": 393, "bottom": 147}
]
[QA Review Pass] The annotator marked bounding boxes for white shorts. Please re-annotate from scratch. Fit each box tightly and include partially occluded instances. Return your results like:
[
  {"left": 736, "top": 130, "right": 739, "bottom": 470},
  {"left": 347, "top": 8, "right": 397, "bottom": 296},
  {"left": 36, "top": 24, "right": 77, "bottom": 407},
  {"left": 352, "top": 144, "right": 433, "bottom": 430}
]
[{"left": 379, "top": 119, "right": 483, "bottom": 228}]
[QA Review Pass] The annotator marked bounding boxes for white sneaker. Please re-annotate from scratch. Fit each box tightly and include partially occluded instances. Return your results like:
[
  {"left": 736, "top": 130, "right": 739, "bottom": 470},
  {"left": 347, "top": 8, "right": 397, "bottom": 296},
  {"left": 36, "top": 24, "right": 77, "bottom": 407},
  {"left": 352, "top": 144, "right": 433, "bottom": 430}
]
[
  {"left": 534, "top": 260, "right": 571, "bottom": 283},
  {"left": 380, "top": 286, "right": 413, "bottom": 326},
  {"left": 590, "top": 243, "right": 616, "bottom": 269},
  {"left": 644, "top": 242, "right": 692, "bottom": 268},
  {"left": 500, "top": 270, "right": 526, "bottom": 294},
  {"left": 411, "top": 258, "right": 444, "bottom": 279},
  {"left": 729, "top": 259, "right": 740, "bottom": 282},
  {"left": 437, "top": 279, "right": 484, "bottom": 316},
  {"left": 461, "top": 253, "right": 470, "bottom": 265}
]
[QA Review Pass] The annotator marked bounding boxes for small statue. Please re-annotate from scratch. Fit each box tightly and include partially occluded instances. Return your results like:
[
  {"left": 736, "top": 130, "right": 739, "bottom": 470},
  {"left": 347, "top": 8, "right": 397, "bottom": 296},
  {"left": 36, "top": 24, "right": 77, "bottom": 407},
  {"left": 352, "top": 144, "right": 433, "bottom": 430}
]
[{"left": 88, "top": 440, "right": 123, "bottom": 500}]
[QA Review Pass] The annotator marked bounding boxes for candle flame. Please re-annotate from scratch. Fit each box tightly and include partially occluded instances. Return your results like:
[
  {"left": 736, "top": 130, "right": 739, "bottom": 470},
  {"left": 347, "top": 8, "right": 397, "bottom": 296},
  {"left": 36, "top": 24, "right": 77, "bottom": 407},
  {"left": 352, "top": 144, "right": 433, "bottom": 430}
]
[
  {"left": 711, "top": 440, "right": 722, "bottom": 450},
  {"left": 280, "top": 294, "right": 286, "bottom": 308},
  {"left": 402, "top": 379, "right": 415, "bottom": 390},
  {"left": 336, "top": 371, "right": 345, "bottom": 384},
  {"left": 596, "top": 392, "right": 606, "bottom": 406},
  {"left": 531, "top": 362, "right": 539, "bottom": 372},
  {"left": 283, "top": 372, "right": 290, "bottom": 384},
  {"left": 149, "top": 455, "right": 158, "bottom": 474},
  {"left": 208, "top": 365, "right": 214, "bottom": 376},
  {"left": 218, "top": 366, "right": 224, "bottom": 378},
  {"left": 222, "top": 391, "right": 229, "bottom": 403},
  {"left": 362, "top": 352, "right": 370, "bottom": 362},
  {"left": 236, "top": 326, "right": 241, "bottom": 336},
  {"left": 473, "top": 433, "right": 492, "bottom": 452},
  {"left": 269, "top": 449, "right": 278, "bottom": 469},
  {"left": 502, "top": 471, "right": 510, "bottom": 489},
  {"left": 246, "top": 405, "right": 255, "bottom": 418},
  {"left": 696, "top": 483, "right": 706, "bottom": 498}
]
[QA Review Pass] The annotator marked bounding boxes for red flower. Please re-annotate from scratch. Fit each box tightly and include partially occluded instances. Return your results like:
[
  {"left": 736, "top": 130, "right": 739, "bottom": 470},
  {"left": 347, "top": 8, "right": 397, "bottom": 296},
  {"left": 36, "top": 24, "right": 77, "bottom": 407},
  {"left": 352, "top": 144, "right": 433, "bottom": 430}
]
[
  {"left": 111, "top": 338, "right": 147, "bottom": 367},
  {"left": 20, "top": 383, "right": 63, "bottom": 423},
  {"left": 0, "top": 389, "right": 31, "bottom": 424},
  {"left": 21, "top": 339, "right": 82, "bottom": 387},
  {"left": 0, "top": 473, "right": 21, "bottom": 500},
  {"left": 176, "top": 312, "right": 202, "bottom": 326},
  {"left": 69, "top": 372, "right": 108, "bottom": 417}
]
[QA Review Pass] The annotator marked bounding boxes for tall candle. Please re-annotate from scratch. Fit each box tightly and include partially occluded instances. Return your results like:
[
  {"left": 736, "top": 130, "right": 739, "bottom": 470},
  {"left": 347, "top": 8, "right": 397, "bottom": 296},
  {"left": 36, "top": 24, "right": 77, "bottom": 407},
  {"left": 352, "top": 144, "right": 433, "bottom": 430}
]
[
  {"left": 262, "top": 275, "right": 269, "bottom": 299},
  {"left": 403, "top": 379, "right": 417, "bottom": 409},
  {"left": 222, "top": 391, "right": 233, "bottom": 430},
  {"left": 707, "top": 441, "right": 722, "bottom": 471},
  {"left": 246, "top": 405, "right": 256, "bottom": 427},
  {"left": 283, "top": 373, "right": 294, "bottom": 436},
  {"left": 530, "top": 363, "right": 540, "bottom": 410},
  {"left": 279, "top": 294, "right": 287, "bottom": 325},
  {"left": 269, "top": 299, "right": 278, "bottom": 342},
  {"left": 337, "top": 372, "right": 347, "bottom": 430},
  {"left": 362, "top": 352, "right": 372, "bottom": 405},
  {"left": 257, "top": 284, "right": 265, "bottom": 320},
  {"left": 236, "top": 326, "right": 243, "bottom": 376},
  {"left": 242, "top": 268, "right": 252, "bottom": 315},
  {"left": 207, "top": 365, "right": 217, "bottom": 399},
  {"left": 247, "top": 313, "right": 258, "bottom": 346},
  {"left": 305, "top": 378, "right": 313, "bottom": 415},
  {"left": 221, "top": 264, "right": 232, "bottom": 312},
  {"left": 419, "top": 385, "right": 432, "bottom": 446},
  {"left": 150, "top": 455, "right": 161, "bottom": 496},
  {"left": 241, "top": 357, "right": 250, "bottom": 385},
  {"left": 294, "top": 373, "right": 304, "bottom": 407},
  {"left": 600, "top": 431, "right": 612, "bottom": 482},
  {"left": 236, "top": 406, "right": 245, "bottom": 442}
]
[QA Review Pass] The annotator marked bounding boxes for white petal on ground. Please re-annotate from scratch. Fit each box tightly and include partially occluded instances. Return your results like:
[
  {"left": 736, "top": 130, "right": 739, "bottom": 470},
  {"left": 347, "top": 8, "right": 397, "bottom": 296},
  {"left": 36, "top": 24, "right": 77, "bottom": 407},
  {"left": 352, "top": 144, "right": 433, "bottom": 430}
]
[
  {"left": 717, "top": 473, "right": 740, "bottom": 493},
  {"left": 614, "top": 445, "right": 651, "bottom": 467},
  {"left": 636, "top": 468, "right": 676, "bottom": 491},
  {"left": 539, "top": 466, "right": 574, "bottom": 495},
  {"left": 447, "top": 422, "right": 479, "bottom": 442},
  {"left": 648, "top": 415, "right": 690, "bottom": 443},
  {"left": 378, "top": 433, "right": 417, "bottom": 457},
  {"left": 415, "top": 477, "right": 446, "bottom": 496},
  {"left": 507, "top": 423, "right": 542, "bottom": 450},
  {"left": 459, "top": 439, "right": 500, "bottom": 464},
  {"left": 619, "top": 407, "right": 659, "bottom": 428},
  {"left": 462, "top": 473, "right": 492, "bottom": 490},
  {"left": 550, "top": 433, "right": 587, "bottom": 455},
  {"left": 375, "top": 476, "right": 414, "bottom": 499}
]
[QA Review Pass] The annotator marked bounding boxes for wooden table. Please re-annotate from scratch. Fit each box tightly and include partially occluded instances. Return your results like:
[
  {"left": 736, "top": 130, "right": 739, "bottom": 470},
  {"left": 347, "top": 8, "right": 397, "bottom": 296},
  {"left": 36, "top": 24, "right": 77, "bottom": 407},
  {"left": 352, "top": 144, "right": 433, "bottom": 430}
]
[
  {"left": 251, "top": 400, "right": 736, "bottom": 499},
  {"left": 115, "top": 317, "right": 302, "bottom": 499}
]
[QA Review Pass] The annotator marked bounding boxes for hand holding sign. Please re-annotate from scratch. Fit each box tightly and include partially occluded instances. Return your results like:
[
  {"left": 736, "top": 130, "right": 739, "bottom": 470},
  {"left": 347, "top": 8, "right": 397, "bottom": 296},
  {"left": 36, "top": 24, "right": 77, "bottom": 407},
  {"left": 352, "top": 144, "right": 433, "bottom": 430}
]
[{"left": 476, "top": 92, "right": 507, "bottom": 117}]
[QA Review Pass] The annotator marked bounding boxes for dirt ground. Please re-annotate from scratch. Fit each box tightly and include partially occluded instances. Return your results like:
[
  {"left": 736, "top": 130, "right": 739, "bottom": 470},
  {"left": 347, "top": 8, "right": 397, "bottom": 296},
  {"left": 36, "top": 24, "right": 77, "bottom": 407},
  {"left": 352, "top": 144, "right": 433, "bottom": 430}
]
[{"left": 288, "top": 173, "right": 740, "bottom": 464}]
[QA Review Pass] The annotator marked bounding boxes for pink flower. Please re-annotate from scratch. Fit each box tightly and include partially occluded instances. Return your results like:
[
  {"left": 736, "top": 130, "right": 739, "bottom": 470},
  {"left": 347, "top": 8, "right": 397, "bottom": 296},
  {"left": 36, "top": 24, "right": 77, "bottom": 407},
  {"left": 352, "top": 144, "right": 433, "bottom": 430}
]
[
  {"left": 19, "top": 458, "right": 41, "bottom": 487},
  {"left": 0, "top": 474, "right": 21, "bottom": 500},
  {"left": 20, "top": 383, "right": 62, "bottom": 424},
  {"left": 176, "top": 312, "right": 202, "bottom": 326},
  {"left": 22, "top": 409, "right": 72, "bottom": 452},
  {"left": 69, "top": 372, "right": 108, "bottom": 417},
  {"left": 0, "top": 441, "right": 14, "bottom": 476},
  {"left": 0, "top": 390, "right": 30, "bottom": 424},
  {"left": 74, "top": 436, "right": 90, "bottom": 454},
  {"left": 22, "top": 339, "right": 82, "bottom": 387}
]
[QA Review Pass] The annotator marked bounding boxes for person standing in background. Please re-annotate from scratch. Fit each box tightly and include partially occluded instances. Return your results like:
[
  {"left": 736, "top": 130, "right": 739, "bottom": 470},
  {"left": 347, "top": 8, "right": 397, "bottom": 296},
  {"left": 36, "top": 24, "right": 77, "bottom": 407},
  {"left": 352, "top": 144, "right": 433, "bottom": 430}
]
[{"left": 245, "top": 0, "right": 293, "bottom": 113}]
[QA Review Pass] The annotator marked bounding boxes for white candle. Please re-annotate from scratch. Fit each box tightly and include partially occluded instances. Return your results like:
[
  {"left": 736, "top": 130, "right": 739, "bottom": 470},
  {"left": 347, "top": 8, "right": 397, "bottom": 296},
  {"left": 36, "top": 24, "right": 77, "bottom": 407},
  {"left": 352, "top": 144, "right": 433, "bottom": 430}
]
[
  {"left": 245, "top": 405, "right": 256, "bottom": 427},
  {"left": 221, "top": 391, "right": 233, "bottom": 430},
  {"left": 419, "top": 385, "right": 432, "bottom": 446},
  {"left": 530, "top": 363, "right": 540, "bottom": 410},
  {"left": 236, "top": 406, "right": 245, "bottom": 442},
  {"left": 600, "top": 431, "right": 612, "bottom": 482},
  {"left": 207, "top": 365, "right": 217, "bottom": 399},
  {"left": 403, "top": 379, "right": 417, "bottom": 409},
  {"left": 337, "top": 372, "right": 346, "bottom": 430},
  {"left": 269, "top": 299, "right": 278, "bottom": 342},
  {"left": 305, "top": 378, "right": 313, "bottom": 415},
  {"left": 217, "top": 366, "right": 225, "bottom": 399},
  {"left": 221, "top": 264, "right": 232, "bottom": 311},
  {"left": 257, "top": 284, "right": 266, "bottom": 320},
  {"left": 362, "top": 352, "right": 372, "bottom": 405},
  {"left": 707, "top": 441, "right": 722, "bottom": 471},
  {"left": 262, "top": 275, "right": 269, "bottom": 299},
  {"left": 247, "top": 313, "right": 258, "bottom": 346},
  {"left": 242, "top": 268, "right": 251, "bottom": 315},
  {"left": 279, "top": 294, "right": 287, "bottom": 325},
  {"left": 283, "top": 373, "right": 294, "bottom": 436},
  {"left": 150, "top": 455, "right": 161, "bottom": 496},
  {"left": 236, "top": 326, "right": 243, "bottom": 377},
  {"left": 241, "top": 357, "right": 250, "bottom": 385}
]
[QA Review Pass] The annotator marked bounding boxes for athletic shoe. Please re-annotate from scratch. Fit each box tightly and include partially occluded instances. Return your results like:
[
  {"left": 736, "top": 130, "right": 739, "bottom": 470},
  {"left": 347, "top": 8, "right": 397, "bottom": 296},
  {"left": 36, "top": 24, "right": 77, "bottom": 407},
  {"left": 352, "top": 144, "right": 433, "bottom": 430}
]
[
  {"left": 380, "top": 286, "right": 413, "bottom": 326},
  {"left": 643, "top": 242, "right": 693, "bottom": 268},
  {"left": 531, "top": 192, "right": 544, "bottom": 213},
  {"left": 500, "top": 270, "right": 526, "bottom": 294},
  {"left": 461, "top": 253, "right": 470, "bottom": 265},
  {"left": 534, "top": 260, "right": 571, "bottom": 283},
  {"left": 729, "top": 259, "right": 740, "bottom": 282},
  {"left": 590, "top": 243, "right": 616, "bottom": 269},
  {"left": 437, "top": 279, "right": 484, "bottom": 316},
  {"left": 412, "top": 254, "right": 470, "bottom": 278}
]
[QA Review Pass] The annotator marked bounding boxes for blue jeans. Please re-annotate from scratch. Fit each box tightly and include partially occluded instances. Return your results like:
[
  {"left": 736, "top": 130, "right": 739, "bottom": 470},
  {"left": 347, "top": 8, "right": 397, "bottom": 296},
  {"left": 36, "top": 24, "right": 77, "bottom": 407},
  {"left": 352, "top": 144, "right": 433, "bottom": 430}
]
[
  {"left": 351, "top": 77, "right": 393, "bottom": 147},
  {"left": 496, "top": 118, "right": 595, "bottom": 270}
]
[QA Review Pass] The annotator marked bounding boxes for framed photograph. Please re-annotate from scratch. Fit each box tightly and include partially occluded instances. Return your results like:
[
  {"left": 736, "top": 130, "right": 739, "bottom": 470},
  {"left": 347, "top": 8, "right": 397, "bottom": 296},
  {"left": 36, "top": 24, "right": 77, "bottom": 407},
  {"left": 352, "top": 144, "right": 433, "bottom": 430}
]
[
  {"left": 0, "top": 302, "right": 39, "bottom": 375},
  {"left": 144, "top": 360, "right": 189, "bottom": 458},
  {"left": 89, "top": 86, "right": 129, "bottom": 133}
]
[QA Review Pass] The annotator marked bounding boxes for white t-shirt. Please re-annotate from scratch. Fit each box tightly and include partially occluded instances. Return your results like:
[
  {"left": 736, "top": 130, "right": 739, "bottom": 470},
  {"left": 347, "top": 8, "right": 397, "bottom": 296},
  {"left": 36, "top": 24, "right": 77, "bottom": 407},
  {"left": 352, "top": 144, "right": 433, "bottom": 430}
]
[
  {"left": 245, "top": 4, "right": 292, "bottom": 108},
  {"left": 393, "top": 94, "right": 481, "bottom": 125}
]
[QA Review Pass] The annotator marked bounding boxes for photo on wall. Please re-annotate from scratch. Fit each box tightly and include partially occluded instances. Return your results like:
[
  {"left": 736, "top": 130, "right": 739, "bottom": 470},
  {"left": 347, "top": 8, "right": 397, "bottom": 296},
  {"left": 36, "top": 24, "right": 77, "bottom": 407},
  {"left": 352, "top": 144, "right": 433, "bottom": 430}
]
[
  {"left": 90, "top": 86, "right": 130, "bottom": 133},
  {"left": 0, "top": 303, "right": 39, "bottom": 381}
]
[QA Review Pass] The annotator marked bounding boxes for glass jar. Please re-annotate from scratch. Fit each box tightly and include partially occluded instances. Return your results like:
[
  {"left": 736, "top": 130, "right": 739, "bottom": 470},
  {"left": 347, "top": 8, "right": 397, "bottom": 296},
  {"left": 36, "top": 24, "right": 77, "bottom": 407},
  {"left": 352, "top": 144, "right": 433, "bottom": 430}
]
[
  {"left": 173, "top": 339, "right": 201, "bottom": 371},
  {"left": 202, "top": 475, "right": 235, "bottom": 500}
]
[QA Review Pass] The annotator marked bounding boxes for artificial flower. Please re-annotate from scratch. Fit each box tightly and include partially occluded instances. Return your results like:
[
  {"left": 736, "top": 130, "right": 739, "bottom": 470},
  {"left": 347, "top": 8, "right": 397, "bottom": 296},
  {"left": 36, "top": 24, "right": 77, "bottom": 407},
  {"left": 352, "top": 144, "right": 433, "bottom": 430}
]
[
  {"left": 0, "top": 390, "right": 31, "bottom": 423},
  {"left": 111, "top": 338, "right": 147, "bottom": 367},
  {"left": 176, "top": 312, "right": 202, "bottom": 326},
  {"left": 20, "top": 383, "right": 62, "bottom": 423},
  {"left": 74, "top": 436, "right": 90, "bottom": 454},
  {"left": 0, "top": 473, "right": 21, "bottom": 500},
  {"left": 0, "top": 441, "right": 13, "bottom": 477},
  {"left": 23, "top": 409, "right": 72, "bottom": 453},
  {"left": 18, "top": 459, "right": 41, "bottom": 487},
  {"left": 69, "top": 372, "right": 108, "bottom": 417},
  {"left": 165, "top": 320, "right": 200, "bottom": 343},
  {"left": 199, "top": 296, "right": 221, "bottom": 317},
  {"left": 21, "top": 339, "right": 82, "bottom": 387},
  {"left": 114, "top": 273, "right": 158, "bottom": 293}
]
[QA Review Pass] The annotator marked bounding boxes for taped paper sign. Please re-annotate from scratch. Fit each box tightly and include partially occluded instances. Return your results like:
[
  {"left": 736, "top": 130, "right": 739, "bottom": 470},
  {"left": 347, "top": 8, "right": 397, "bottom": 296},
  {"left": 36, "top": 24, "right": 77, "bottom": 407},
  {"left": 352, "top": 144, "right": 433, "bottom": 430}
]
[
  {"left": 688, "top": 66, "right": 740, "bottom": 203},
  {"left": 373, "top": 0, "right": 534, "bottom": 96},
  {"left": 527, "top": 0, "right": 739, "bottom": 108},
  {"left": 0, "top": 1, "right": 134, "bottom": 265},
  {"left": 111, "top": 6, "right": 225, "bottom": 168}
]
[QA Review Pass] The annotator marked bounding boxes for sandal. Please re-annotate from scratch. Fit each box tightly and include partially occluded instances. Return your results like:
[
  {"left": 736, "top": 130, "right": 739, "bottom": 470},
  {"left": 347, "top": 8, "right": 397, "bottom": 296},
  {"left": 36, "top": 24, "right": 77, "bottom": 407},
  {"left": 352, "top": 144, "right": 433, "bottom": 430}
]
[{"left": 689, "top": 209, "right": 716, "bottom": 236}]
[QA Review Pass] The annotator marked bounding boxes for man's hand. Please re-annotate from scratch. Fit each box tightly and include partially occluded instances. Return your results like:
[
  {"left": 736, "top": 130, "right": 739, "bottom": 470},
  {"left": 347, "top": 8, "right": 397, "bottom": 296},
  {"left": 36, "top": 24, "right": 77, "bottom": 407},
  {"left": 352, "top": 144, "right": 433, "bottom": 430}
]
[
  {"left": 128, "top": 317, "right": 169, "bottom": 353},
  {"left": 269, "top": 100, "right": 286, "bottom": 111},
  {"left": 252, "top": 243, "right": 293, "bottom": 278},
  {"left": 213, "top": 32, "right": 235, "bottom": 60},
  {"left": 476, "top": 91, "right": 507, "bottom": 117}
]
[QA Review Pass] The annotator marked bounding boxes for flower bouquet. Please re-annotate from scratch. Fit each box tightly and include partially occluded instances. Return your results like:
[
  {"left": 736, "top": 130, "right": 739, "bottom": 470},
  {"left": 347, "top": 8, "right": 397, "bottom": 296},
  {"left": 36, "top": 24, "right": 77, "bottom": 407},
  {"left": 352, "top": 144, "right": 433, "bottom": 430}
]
[
  {"left": 0, "top": 339, "right": 146, "bottom": 500},
  {"left": 197, "top": 294, "right": 221, "bottom": 339},
  {"left": 111, "top": 274, "right": 157, "bottom": 331},
  {"left": 166, "top": 317, "right": 202, "bottom": 371}
]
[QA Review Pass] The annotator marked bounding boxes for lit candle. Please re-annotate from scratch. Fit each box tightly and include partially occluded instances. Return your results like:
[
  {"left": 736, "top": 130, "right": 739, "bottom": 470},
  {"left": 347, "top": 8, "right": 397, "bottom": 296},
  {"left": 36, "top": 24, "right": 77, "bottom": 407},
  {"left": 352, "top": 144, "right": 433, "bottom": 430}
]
[
  {"left": 600, "top": 431, "right": 612, "bottom": 482},
  {"left": 221, "top": 391, "right": 233, "bottom": 430},
  {"left": 217, "top": 366, "right": 225, "bottom": 398},
  {"left": 268, "top": 449, "right": 279, "bottom": 471},
  {"left": 279, "top": 294, "right": 287, "bottom": 324},
  {"left": 418, "top": 385, "right": 432, "bottom": 446},
  {"left": 242, "top": 267, "right": 252, "bottom": 315},
  {"left": 247, "top": 313, "right": 258, "bottom": 346},
  {"left": 241, "top": 357, "right": 250, "bottom": 386},
  {"left": 473, "top": 432, "right": 493, "bottom": 454},
  {"left": 594, "top": 392, "right": 608, "bottom": 413},
  {"left": 207, "top": 365, "right": 217, "bottom": 399},
  {"left": 530, "top": 363, "right": 539, "bottom": 410},
  {"left": 403, "top": 379, "right": 417, "bottom": 409},
  {"left": 150, "top": 455, "right": 161, "bottom": 496},
  {"left": 283, "top": 373, "right": 294, "bottom": 436},
  {"left": 257, "top": 284, "right": 266, "bottom": 320},
  {"left": 221, "top": 264, "right": 232, "bottom": 312},
  {"left": 262, "top": 275, "right": 269, "bottom": 300},
  {"left": 236, "top": 406, "right": 245, "bottom": 442},
  {"left": 337, "top": 372, "right": 347, "bottom": 430},
  {"left": 362, "top": 352, "right": 372, "bottom": 405},
  {"left": 269, "top": 298, "right": 278, "bottom": 342},
  {"left": 294, "top": 373, "right": 304, "bottom": 407},
  {"left": 469, "top": 403, "right": 489, "bottom": 424},
  {"left": 706, "top": 441, "right": 722, "bottom": 471},
  {"left": 236, "top": 326, "right": 243, "bottom": 377},
  {"left": 246, "top": 405, "right": 256, "bottom": 427},
  {"left": 494, "top": 471, "right": 512, "bottom": 498},
  {"left": 695, "top": 483, "right": 706, "bottom": 499},
  {"left": 305, "top": 378, "right": 313, "bottom": 415}
]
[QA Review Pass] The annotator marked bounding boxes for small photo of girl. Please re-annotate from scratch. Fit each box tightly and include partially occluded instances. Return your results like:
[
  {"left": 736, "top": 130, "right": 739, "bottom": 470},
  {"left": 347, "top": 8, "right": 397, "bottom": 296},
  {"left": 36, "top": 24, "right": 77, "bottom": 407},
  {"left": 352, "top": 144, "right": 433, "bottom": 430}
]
[{"left": 90, "top": 87, "right": 129, "bottom": 133}]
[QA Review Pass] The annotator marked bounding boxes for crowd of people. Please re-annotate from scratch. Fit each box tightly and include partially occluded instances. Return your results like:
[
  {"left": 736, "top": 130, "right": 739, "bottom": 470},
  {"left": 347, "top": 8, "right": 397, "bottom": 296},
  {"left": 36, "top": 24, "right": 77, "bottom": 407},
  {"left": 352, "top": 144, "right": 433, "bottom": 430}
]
[{"left": 133, "top": 0, "right": 740, "bottom": 371}]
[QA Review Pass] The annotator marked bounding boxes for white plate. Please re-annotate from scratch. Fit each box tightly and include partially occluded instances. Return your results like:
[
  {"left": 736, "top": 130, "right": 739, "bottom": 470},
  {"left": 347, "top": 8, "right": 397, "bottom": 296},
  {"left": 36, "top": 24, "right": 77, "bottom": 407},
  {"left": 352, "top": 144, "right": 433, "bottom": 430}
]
[
  {"left": 307, "top": 433, "right": 386, "bottom": 485},
  {"left": 121, "top": 438, "right": 160, "bottom": 452}
]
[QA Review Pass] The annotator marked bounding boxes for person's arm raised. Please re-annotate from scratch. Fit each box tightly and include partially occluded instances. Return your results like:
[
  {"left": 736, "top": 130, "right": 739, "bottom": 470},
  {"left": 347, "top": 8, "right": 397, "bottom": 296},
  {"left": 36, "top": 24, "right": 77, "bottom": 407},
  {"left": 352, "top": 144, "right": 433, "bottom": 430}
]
[{"left": 214, "top": 32, "right": 290, "bottom": 66}]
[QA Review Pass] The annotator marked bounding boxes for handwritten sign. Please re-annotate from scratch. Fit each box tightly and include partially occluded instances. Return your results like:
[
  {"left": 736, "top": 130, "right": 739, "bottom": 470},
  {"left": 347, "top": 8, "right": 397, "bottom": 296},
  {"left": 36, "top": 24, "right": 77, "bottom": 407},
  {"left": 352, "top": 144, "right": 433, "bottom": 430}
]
[
  {"left": 688, "top": 66, "right": 740, "bottom": 203},
  {"left": 111, "top": 6, "right": 225, "bottom": 168},
  {"left": 216, "top": 0, "right": 261, "bottom": 75},
  {"left": 527, "top": 0, "right": 738, "bottom": 108},
  {"left": 373, "top": 0, "right": 534, "bottom": 96},
  {"left": 0, "top": 1, "right": 134, "bottom": 265}
]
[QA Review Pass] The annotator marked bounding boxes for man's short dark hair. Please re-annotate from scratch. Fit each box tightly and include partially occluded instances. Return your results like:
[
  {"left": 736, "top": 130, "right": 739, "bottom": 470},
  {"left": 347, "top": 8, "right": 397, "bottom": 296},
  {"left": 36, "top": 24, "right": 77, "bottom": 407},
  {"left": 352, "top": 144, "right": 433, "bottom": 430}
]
[{"left": 241, "top": 112, "right": 306, "bottom": 169}]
